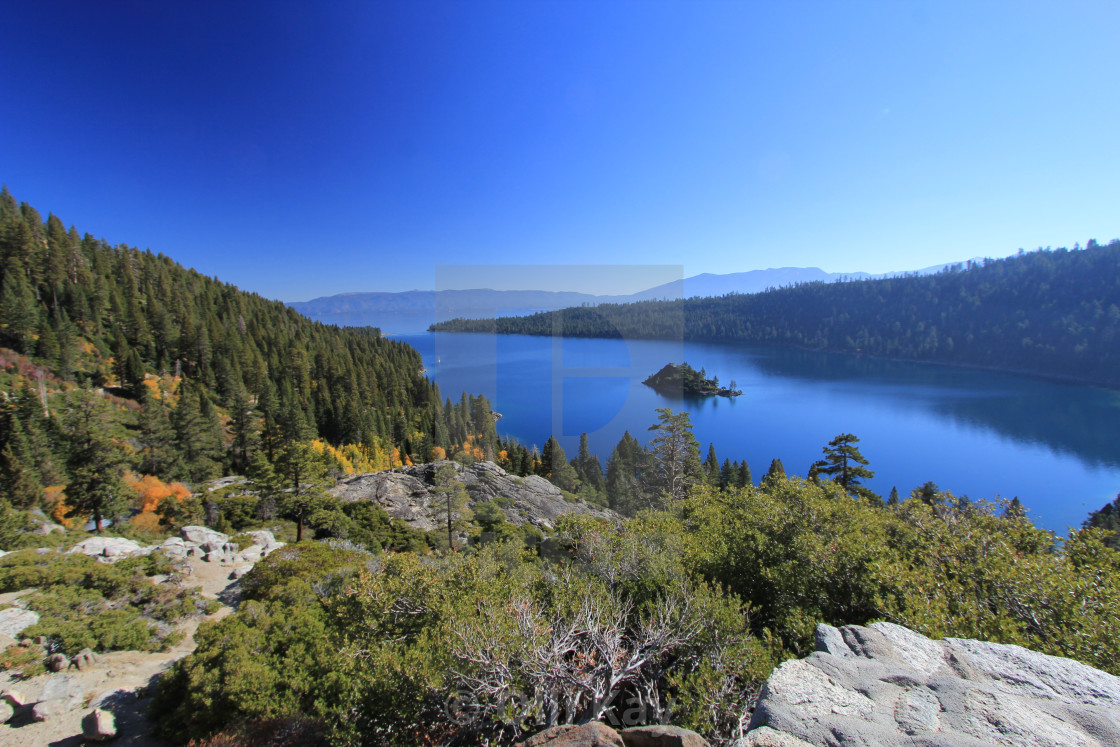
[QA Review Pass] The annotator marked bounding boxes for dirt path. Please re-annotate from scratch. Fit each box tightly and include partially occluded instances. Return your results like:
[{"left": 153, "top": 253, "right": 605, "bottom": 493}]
[{"left": 0, "top": 556, "right": 246, "bottom": 746}]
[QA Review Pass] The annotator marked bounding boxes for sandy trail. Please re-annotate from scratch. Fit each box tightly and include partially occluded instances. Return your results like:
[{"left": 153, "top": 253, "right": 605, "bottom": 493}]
[{"left": 0, "top": 555, "right": 245, "bottom": 746}]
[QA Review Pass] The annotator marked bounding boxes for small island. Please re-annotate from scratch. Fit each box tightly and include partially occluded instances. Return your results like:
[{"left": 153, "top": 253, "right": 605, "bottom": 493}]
[{"left": 642, "top": 362, "right": 742, "bottom": 397}]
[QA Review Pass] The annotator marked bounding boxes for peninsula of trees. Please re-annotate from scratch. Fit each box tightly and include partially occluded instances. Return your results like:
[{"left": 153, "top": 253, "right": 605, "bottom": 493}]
[
  {"left": 431, "top": 241, "right": 1120, "bottom": 387},
  {"left": 642, "top": 362, "right": 741, "bottom": 397}
]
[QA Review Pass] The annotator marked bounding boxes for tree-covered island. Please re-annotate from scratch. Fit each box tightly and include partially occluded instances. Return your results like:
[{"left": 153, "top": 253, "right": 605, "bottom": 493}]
[{"left": 642, "top": 362, "right": 742, "bottom": 397}]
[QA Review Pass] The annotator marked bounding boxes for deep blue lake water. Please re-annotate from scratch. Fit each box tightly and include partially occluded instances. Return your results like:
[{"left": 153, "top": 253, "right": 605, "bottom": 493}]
[{"left": 397, "top": 331, "right": 1120, "bottom": 534}]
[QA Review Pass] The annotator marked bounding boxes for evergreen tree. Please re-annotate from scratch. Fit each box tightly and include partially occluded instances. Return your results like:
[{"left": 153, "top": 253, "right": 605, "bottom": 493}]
[
  {"left": 0, "top": 418, "right": 43, "bottom": 509},
  {"left": 61, "top": 391, "right": 128, "bottom": 532},
  {"left": 0, "top": 496, "right": 21, "bottom": 549},
  {"left": 811, "top": 433, "right": 877, "bottom": 500},
  {"left": 647, "top": 408, "right": 701, "bottom": 504},
  {"left": 888, "top": 486, "right": 900, "bottom": 505},
  {"left": 736, "top": 460, "right": 752, "bottom": 488},
  {"left": 227, "top": 385, "right": 259, "bottom": 474},
  {"left": 571, "top": 432, "right": 605, "bottom": 492},
  {"left": 911, "top": 481, "right": 941, "bottom": 506},
  {"left": 540, "top": 436, "right": 579, "bottom": 492},
  {"left": 247, "top": 451, "right": 283, "bottom": 522},
  {"left": 433, "top": 464, "right": 471, "bottom": 551},
  {"left": 762, "top": 458, "right": 786, "bottom": 487},
  {"left": 0, "top": 258, "right": 39, "bottom": 353},
  {"left": 1084, "top": 494, "right": 1120, "bottom": 550},
  {"left": 137, "top": 396, "right": 181, "bottom": 478},
  {"left": 720, "top": 458, "right": 733, "bottom": 489},
  {"left": 274, "top": 401, "right": 328, "bottom": 542},
  {"left": 703, "top": 443, "right": 721, "bottom": 486},
  {"left": 605, "top": 431, "right": 651, "bottom": 515},
  {"left": 173, "top": 381, "right": 224, "bottom": 482}
]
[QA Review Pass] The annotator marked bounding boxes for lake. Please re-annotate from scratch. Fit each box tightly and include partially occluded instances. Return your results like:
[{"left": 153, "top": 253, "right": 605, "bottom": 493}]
[{"left": 397, "top": 330, "right": 1120, "bottom": 534}]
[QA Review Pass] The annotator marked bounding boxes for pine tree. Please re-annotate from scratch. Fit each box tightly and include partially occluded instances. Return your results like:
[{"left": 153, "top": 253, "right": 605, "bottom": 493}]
[
  {"left": 274, "top": 401, "right": 326, "bottom": 542},
  {"left": 433, "top": 464, "right": 471, "bottom": 551},
  {"left": 720, "top": 458, "right": 733, "bottom": 489},
  {"left": 173, "top": 380, "right": 224, "bottom": 482},
  {"left": 227, "top": 385, "right": 259, "bottom": 474},
  {"left": 736, "top": 460, "right": 752, "bottom": 488},
  {"left": 703, "top": 443, "right": 721, "bottom": 486},
  {"left": 61, "top": 391, "right": 128, "bottom": 532},
  {"left": 762, "top": 458, "right": 786, "bottom": 487},
  {"left": 0, "top": 259, "right": 40, "bottom": 353},
  {"left": 0, "top": 421, "right": 43, "bottom": 509},
  {"left": 541, "top": 436, "right": 579, "bottom": 492},
  {"left": 811, "top": 433, "right": 877, "bottom": 500},
  {"left": 570, "top": 432, "right": 606, "bottom": 498},
  {"left": 647, "top": 408, "right": 701, "bottom": 504},
  {"left": 605, "top": 431, "right": 651, "bottom": 515},
  {"left": 137, "top": 396, "right": 182, "bottom": 478},
  {"left": 911, "top": 481, "right": 941, "bottom": 505}
]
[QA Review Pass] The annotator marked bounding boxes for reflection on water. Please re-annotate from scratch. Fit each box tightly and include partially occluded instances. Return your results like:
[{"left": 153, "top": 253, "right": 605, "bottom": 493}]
[{"left": 723, "top": 343, "right": 1120, "bottom": 470}]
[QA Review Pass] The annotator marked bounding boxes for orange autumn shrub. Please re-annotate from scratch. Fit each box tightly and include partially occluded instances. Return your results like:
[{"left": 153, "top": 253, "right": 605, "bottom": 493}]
[
  {"left": 45, "top": 485, "right": 77, "bottom": 528},
  {"left": 125, "top": 473, "right": 192, "bottom": 513}
]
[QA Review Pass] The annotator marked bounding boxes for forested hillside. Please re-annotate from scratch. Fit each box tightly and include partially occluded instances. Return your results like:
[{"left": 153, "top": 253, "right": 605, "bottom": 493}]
[
  {"left": 0, "top": 187, "right": 503, "bottom": 525},
  {"left": 433, "top": 241, "right": 1120, "bottom": 386}
]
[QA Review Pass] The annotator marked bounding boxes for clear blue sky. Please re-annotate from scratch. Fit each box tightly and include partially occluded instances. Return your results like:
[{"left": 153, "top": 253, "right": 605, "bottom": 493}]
[{"left": 2, "top": 1, "right": 1117, "bottom": 301}]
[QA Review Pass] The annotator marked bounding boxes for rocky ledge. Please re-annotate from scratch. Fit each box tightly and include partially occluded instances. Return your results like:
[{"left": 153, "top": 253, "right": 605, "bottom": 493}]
[
  {"left": 65, "top": 526, "right": 285, "bottom": 570},
  {"left": 738, "top": 621, "right": 1120, "bottom": 747},
  {"left": 330, "top": 460, "right": 616, "bottom": 532}
]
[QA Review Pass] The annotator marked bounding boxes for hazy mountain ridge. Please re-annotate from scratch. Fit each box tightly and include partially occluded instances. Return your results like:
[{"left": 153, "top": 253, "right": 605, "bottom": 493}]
[{"left": 288, "top": 260, "right": 979, "bottom": 327}]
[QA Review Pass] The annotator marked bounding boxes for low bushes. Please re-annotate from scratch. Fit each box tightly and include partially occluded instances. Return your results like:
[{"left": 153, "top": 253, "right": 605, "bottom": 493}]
[{"left": 0, "top": 549, "right": 213, "bottom": 656}]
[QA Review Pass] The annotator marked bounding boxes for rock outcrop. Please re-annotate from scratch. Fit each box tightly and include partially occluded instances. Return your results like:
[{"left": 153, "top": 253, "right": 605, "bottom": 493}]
[
  {"left": 0, "top": 608, "right": 39, "bottom": 639},
  {"left": 331, "top": 460, "right": 616, "bottom": 532},
  {"left": 738, "top": 622, "right": 1120, "bottom": 747},
  {"left": 67, "top": 536, "right": 145, "bottom": 560},
  {"left": 517, "top": 723, "right": 710, "bottom": 747},
  {"left": 520, "top": 723, "right": 626, "bottom": 746},
  {"left": 63, "top": 526, "right": 284, "bottom": 569},
  {"left": 32, "top": 673, "right": 85, "bottom": 721}
]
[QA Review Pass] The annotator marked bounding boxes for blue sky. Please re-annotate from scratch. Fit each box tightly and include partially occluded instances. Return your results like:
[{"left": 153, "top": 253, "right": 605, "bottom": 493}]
[{"left": 2, "top": 1, "right": 1117, "bottom": 300}]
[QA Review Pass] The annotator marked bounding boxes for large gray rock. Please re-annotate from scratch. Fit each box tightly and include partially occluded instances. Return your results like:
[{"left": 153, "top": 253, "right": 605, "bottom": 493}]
[
  {"left": 82, "top": 707, "right": 118, "bottom": 740},
  {"left": 519, "top": 723, "right": 626, "bottom": 746},
  {"left": 180, "top": 525, "right": 229, "bottom": 548},
  {"left": 620, "top": 724, "right": 709, "bottom": 746},
  {"left": 741, "top": 622, "right": 1120, "bottom": 746},
  {"left": 0, "top": 607, "right": 39, "bottom": 638},
  {"left": 332, "top": 460, "right": 616, "bottom": 531},
  {"left": 158, "top": 536, "right": 192, "bottom": 559},
  {"left": 32, "top": 673, "right": 84, "bottom": 720},
  {"left": 68, "top": 536, "right": 145, "bottom": 560},
  {"left": 242, "top": 529, "right": 278, "bottom": 548}
]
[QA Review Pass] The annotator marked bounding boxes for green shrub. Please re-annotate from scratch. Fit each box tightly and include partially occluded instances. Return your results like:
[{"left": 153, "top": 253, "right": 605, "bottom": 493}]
[
  {"left": 681, "top": 478, "right": 1120, "bottom": 674},
  {"left": 157, "top": 537, "right": 768, "bottom": 746},
  {"left": 212, "top": 494, "right": 261, "bottom": 531},
  {"left": 0, "top": 548, "right": 216, "bottom": 655}
]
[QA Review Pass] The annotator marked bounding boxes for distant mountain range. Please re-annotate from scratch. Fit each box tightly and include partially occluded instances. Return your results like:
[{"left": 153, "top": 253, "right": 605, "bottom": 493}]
[{"left": 287, "top": 260, "right": 982, "bottom": 332}]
